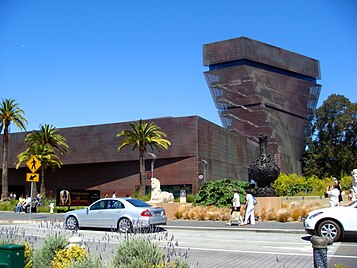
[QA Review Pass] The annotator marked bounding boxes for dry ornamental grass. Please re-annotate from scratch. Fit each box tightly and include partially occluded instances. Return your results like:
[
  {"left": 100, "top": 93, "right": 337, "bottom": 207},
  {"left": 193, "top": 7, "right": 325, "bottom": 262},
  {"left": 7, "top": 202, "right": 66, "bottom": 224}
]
[{"left": 173, "top": 201, "right": 325, "bottom": 223}]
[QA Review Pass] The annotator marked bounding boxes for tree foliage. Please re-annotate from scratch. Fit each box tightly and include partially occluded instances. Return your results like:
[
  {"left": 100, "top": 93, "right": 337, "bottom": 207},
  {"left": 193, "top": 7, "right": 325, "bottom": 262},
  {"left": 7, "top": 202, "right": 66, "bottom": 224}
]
[
  {"left": 302, "top": 94, "right": 356, "bottom": 178},
  {"left": 117, "top": 119, "right": 171, "bottom": 196},
  {"left": 0, "top": 98, "right": 27, "bottom": 199},
  {"left": 271, "top": 173, "right": 353, "bottom": 196},
  {"left": 16, "top": 124, "right": 69, "bottom": 195},
  {"left": 271, "top": 173, "right": 329, "bottom": 196},
  {"left": 193, "top": 178, "right": 249, "bottom": 207}
]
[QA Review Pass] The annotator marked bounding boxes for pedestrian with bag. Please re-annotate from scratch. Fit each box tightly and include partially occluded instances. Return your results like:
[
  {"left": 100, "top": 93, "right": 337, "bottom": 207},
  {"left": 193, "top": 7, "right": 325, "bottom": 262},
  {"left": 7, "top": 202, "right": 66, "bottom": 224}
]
[{"left": 227, "top": 188, "right": 243, "bottom": 226}]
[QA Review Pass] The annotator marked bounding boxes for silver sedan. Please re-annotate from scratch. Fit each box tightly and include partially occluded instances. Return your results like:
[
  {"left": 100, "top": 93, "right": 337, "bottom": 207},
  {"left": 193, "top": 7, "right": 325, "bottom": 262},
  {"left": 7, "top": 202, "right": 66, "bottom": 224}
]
[{"left": 64, "top": 198, "right": 167, "bottom": 233}]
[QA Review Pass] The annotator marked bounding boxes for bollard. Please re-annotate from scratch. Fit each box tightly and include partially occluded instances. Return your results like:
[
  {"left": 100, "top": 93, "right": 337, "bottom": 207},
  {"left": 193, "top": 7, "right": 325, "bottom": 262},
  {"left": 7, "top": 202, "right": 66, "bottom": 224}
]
[
  {"left": 67, "top": 236, "right": 82, "bottom": 248},
  {"left": 310, "top": 236, "right": 328, "bottom": 268}
]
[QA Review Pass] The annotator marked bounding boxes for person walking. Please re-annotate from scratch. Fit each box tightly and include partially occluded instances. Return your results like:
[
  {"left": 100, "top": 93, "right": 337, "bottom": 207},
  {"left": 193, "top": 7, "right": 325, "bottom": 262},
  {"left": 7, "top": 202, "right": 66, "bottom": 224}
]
[
  {"left": 242, "top": 188, "right": 255, "bottom": 225},
  {"left": 333, "top": 177, "right": 343, "bottom": 204},
  {"left": 326, "top": 184, "right": 340, "bottom": 207},
  {"left": 227, "top": 188, "right": 243, "bottom": 225}
]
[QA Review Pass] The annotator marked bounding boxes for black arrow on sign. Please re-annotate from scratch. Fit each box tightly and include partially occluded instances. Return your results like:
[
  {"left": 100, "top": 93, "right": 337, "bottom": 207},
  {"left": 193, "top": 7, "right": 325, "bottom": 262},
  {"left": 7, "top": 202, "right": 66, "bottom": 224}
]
[{"left": 29, "top": 174, "right": 36, "bottom": 181}]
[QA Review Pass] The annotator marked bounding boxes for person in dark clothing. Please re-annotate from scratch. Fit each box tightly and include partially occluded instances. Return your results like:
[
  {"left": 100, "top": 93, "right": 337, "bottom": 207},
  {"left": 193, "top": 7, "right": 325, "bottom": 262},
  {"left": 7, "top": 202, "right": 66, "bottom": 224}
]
[{"left": 334, "top": 177, "right": 343, "bottom": 204}]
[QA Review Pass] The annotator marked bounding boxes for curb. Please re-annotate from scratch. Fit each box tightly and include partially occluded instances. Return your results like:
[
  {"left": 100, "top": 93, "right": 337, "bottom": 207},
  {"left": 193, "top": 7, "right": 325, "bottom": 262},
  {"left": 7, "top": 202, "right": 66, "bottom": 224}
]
[
  {"left": 0, "top": 216, "right": 306, "bottom": 235},
  {"left": 163, "top": 225, "right": 305, "bottom": 234}
]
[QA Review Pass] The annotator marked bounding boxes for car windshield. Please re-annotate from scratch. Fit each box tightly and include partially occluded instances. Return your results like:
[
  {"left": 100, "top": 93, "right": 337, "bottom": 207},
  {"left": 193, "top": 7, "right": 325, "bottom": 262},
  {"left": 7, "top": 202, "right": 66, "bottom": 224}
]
[{"left": 126, "top": 199, "right": 151, "bottom": 207}]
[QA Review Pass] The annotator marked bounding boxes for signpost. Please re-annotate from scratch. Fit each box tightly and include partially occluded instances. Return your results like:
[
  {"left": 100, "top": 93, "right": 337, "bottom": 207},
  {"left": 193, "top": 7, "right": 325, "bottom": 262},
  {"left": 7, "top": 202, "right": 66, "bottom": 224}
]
[{"left": 25, "top": 156, "right": 41, "bottom": 220}]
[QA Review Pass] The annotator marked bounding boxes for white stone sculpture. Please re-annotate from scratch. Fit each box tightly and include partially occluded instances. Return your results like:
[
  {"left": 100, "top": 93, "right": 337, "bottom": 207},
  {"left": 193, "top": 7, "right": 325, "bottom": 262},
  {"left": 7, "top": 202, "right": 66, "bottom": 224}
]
[
  {"left": 351, "top": 169, "right": 357, "bottom": 201},
  {"left": 149, "top": 178, "right": 174, "bottom": 203}
]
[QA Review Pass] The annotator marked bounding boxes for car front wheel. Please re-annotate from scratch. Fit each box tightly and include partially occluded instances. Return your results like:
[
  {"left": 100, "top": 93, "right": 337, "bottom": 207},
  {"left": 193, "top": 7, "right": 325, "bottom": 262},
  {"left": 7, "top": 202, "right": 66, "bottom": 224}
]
[
  {"left": 317, "top": 220, "right": 341, "bottom": 242},
  {"left": 117, "top": 218, "right": 133, "bottom": 233},
  {"left": 65, "top": 216, "right": 79, "bottom": 230}
]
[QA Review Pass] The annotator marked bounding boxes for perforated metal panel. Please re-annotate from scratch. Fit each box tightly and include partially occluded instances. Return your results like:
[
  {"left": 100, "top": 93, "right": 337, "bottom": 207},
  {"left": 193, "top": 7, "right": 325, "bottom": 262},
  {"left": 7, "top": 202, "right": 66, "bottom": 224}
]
[{"left": 203, "top": 37, "right": 321, "bottom": 174}]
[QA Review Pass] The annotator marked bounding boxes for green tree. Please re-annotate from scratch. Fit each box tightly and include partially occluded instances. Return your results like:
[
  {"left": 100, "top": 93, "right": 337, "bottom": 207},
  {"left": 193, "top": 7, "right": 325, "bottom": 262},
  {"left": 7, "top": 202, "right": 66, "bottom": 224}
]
[
  {"left": 117, "top": 119, "right": 171, "bottom": 196},
  {"left": 0, "top": 98, "right": 27, "bottom": 199},
  {"left": 303, "top": 94, "right": 356, "bottom": 178},
  {"left": 17, "top": 124, "right": 69, "bottom": 195}
]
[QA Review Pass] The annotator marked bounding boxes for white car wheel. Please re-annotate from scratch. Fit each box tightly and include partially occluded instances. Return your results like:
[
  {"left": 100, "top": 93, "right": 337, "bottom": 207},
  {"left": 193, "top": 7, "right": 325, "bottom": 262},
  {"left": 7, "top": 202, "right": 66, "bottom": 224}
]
[
  {"left": 318, "top": 220, "right": 341, "bottom": 242},
  {"left": 117, "top": 218, "right": 133, "bottom": 233},
  {"left": 66, "top": 216, "right": 79, "bottom": 230}
]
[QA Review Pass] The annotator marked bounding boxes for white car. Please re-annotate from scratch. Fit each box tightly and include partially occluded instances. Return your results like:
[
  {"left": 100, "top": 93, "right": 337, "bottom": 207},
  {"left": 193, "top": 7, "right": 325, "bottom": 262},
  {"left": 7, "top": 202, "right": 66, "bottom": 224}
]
[
  {"left": 304, "top": 200, "right": 357, "bottom": 241},
  {"left": 64, "top": 198, "right": 167, "bottom": 233}
]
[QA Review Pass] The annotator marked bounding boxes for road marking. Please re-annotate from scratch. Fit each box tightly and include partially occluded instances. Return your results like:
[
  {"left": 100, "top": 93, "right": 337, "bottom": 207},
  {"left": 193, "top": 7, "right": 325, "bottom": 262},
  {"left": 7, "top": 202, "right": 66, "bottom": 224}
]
[
  {"left": 173, "top": 236, "right": 309, "bottom": 245},
  {"left": 176, "top": 246, "right": 314, "bottom": 257}
]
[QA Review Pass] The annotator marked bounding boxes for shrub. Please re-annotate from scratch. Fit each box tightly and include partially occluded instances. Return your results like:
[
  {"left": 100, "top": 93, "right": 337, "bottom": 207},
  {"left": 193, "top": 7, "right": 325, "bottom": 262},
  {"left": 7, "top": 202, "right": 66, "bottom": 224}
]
[
  {"left": 272, "top": 173, "right": 337, "bottom": 196},
  {"left": 193, "top": 178, "right": 248, "bottom": 207},
  {"left": 69, "top": 256, "right": 104, "bottom": 268},
  {"left": 186, "top": 194, "right": 195, "bottom": 203},
  {"left": 109, "top": 238, "right": 164, "bottom": 268},
  {"left": 32, "top": 234, "right": 69, "bottom": 268},
  {"left": 266, "top": 208, "right": 277, "bottom": 221},
  {"left": 0, "top": 199, "right": 17, "bottom": 211},
  {"left": 258, "top": 208, "right": 267, "bottom": 221},
  {"left": 291, "top": 209, "right": 301, "bottom": 221},
  {"left": 340, "top": 175, "right": 353, "bottom": 190},
  {"left": 276, "top": 208, "right": 290, "bottom": 222},
  {"left": 174, "top": 210, "right": 183, "bottom": 219},
  {"left": 23, "top": 242, "right": 33, "bottom": 268},
  {"left": 52, "top": 245, "right": 87, "bottom": 268},
  {"left": 109, "top": 237, "right": 189, "bottom": 268}
]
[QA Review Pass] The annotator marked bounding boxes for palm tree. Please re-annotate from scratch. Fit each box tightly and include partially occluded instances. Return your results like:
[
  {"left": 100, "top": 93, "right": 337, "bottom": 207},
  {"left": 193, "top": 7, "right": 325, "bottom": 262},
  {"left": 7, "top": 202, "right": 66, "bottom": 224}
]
[
  {"left": 117, "top": 119, "right": 171, "bottom": 196},
  {"left": 19, "top": 124, "right": 69, "bottom": 195},
  {"left": 25, "top": 124, "right": 69, "bottom": 155},
  {"left": 16, "top": 143, "right": 62, "bottom": 195},
  {"left": 0, "top": 98, "right": 27, "bottom": 200}
]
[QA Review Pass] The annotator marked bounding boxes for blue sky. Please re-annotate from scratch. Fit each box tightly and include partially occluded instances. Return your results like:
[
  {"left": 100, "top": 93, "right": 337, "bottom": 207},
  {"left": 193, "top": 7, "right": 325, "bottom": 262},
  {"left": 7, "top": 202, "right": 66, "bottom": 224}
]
[{"left": 1, "top": 0, "right": 356, "bottom": 132}]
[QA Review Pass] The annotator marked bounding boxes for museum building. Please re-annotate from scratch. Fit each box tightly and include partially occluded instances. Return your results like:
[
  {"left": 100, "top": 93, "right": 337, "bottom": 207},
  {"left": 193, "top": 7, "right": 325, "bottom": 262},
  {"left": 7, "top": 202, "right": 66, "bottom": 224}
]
[
  {"left": 2, "top": 116, "right": 258, "bottom": 198},
  {"left": 1, "top": 37, "right": 321, "bottom": 198}
]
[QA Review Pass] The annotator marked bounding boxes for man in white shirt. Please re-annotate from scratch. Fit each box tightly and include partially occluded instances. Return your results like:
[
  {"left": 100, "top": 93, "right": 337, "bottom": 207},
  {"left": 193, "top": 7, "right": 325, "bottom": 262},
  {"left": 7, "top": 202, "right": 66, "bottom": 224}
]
[{"left": 243, "top": 189, "right": 255, "bottom": 225}]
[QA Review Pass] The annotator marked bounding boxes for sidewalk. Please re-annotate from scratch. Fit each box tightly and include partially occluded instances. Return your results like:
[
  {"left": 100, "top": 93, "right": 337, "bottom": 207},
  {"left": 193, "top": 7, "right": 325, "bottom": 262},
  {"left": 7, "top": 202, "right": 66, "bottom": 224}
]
[{"left": 0, "top": 211, "right": 305, "bottom": 234}]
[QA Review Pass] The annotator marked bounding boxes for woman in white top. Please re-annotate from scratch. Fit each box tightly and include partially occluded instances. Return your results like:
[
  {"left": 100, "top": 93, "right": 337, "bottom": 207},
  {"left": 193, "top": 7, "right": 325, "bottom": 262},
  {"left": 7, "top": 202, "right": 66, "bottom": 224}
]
[
  {"left": 326, "top": 185, "right": 340, "bottom": 207},
  {"left": 227, "top": 189, "right": 243, "bottom": 225}
]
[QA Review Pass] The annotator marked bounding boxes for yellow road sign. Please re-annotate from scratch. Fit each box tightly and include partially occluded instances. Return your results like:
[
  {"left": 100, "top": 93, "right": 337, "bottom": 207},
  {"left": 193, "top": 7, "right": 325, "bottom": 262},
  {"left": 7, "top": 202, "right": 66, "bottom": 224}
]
[
  {"left": 26, "top": 155, "right": 41, "bottom": 173},
  {"left": 26, "top": 173, "right": 39, "bottom": 183}
]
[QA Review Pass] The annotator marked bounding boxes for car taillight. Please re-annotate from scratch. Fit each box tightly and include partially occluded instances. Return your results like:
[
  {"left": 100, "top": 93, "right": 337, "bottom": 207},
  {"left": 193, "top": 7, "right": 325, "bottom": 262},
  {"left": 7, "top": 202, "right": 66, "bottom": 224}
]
[{"left": 141, "top": 209, "right": 152, "bottom": 217}]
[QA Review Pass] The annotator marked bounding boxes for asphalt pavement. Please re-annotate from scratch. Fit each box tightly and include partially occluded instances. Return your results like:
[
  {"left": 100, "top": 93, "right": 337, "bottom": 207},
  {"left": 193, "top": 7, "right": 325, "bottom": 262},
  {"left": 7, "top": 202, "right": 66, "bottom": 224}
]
[
  {"left": 1, "top": 211, "right": 356, "bottom": 267},
  {"left": 0, "top": 211, "right": 304, "bottom": 233}
]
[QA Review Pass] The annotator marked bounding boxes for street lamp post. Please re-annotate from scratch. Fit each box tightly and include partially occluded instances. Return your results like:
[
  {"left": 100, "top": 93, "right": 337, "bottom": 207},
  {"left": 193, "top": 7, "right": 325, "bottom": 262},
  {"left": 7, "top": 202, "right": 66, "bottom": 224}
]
[
  {"left": 147, "top": 152, "right": 156, "bottom": 178},
  {"left": 201, "top": 159, "right": 208, "bottom": 183}
]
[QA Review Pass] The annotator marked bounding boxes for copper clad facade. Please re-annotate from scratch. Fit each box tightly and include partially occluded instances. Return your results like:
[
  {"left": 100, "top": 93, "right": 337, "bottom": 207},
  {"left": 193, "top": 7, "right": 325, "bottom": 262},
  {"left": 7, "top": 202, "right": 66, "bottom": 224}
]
[
  {"left": 1, "top": 116, "right": 257, "bottom": 197},
  {"left": 203, "top": 37, "right": 321, "bottom": 174}
]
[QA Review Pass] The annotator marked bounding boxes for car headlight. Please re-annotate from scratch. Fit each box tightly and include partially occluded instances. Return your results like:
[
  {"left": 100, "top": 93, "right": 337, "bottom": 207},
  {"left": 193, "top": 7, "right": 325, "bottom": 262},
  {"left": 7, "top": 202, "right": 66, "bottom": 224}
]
[{"left": 308, "top": 211, "right": 324, "bottom": 219}]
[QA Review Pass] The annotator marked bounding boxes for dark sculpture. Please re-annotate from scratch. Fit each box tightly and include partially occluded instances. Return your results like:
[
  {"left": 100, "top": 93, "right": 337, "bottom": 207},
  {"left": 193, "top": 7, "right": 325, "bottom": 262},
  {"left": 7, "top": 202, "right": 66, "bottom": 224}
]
[{"left": 248, "top": 133, "right": 280, "bottom": 197}]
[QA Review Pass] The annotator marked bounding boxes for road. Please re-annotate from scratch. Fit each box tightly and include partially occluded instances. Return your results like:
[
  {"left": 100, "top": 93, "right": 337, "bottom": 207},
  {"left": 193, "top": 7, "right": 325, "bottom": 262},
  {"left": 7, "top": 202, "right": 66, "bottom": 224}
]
[
  {"left": 169, "top": 228, "right": 357, "bottom": 267},
  {"left": 1, "top": 220, "right": 356, "bottom": 267}
]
